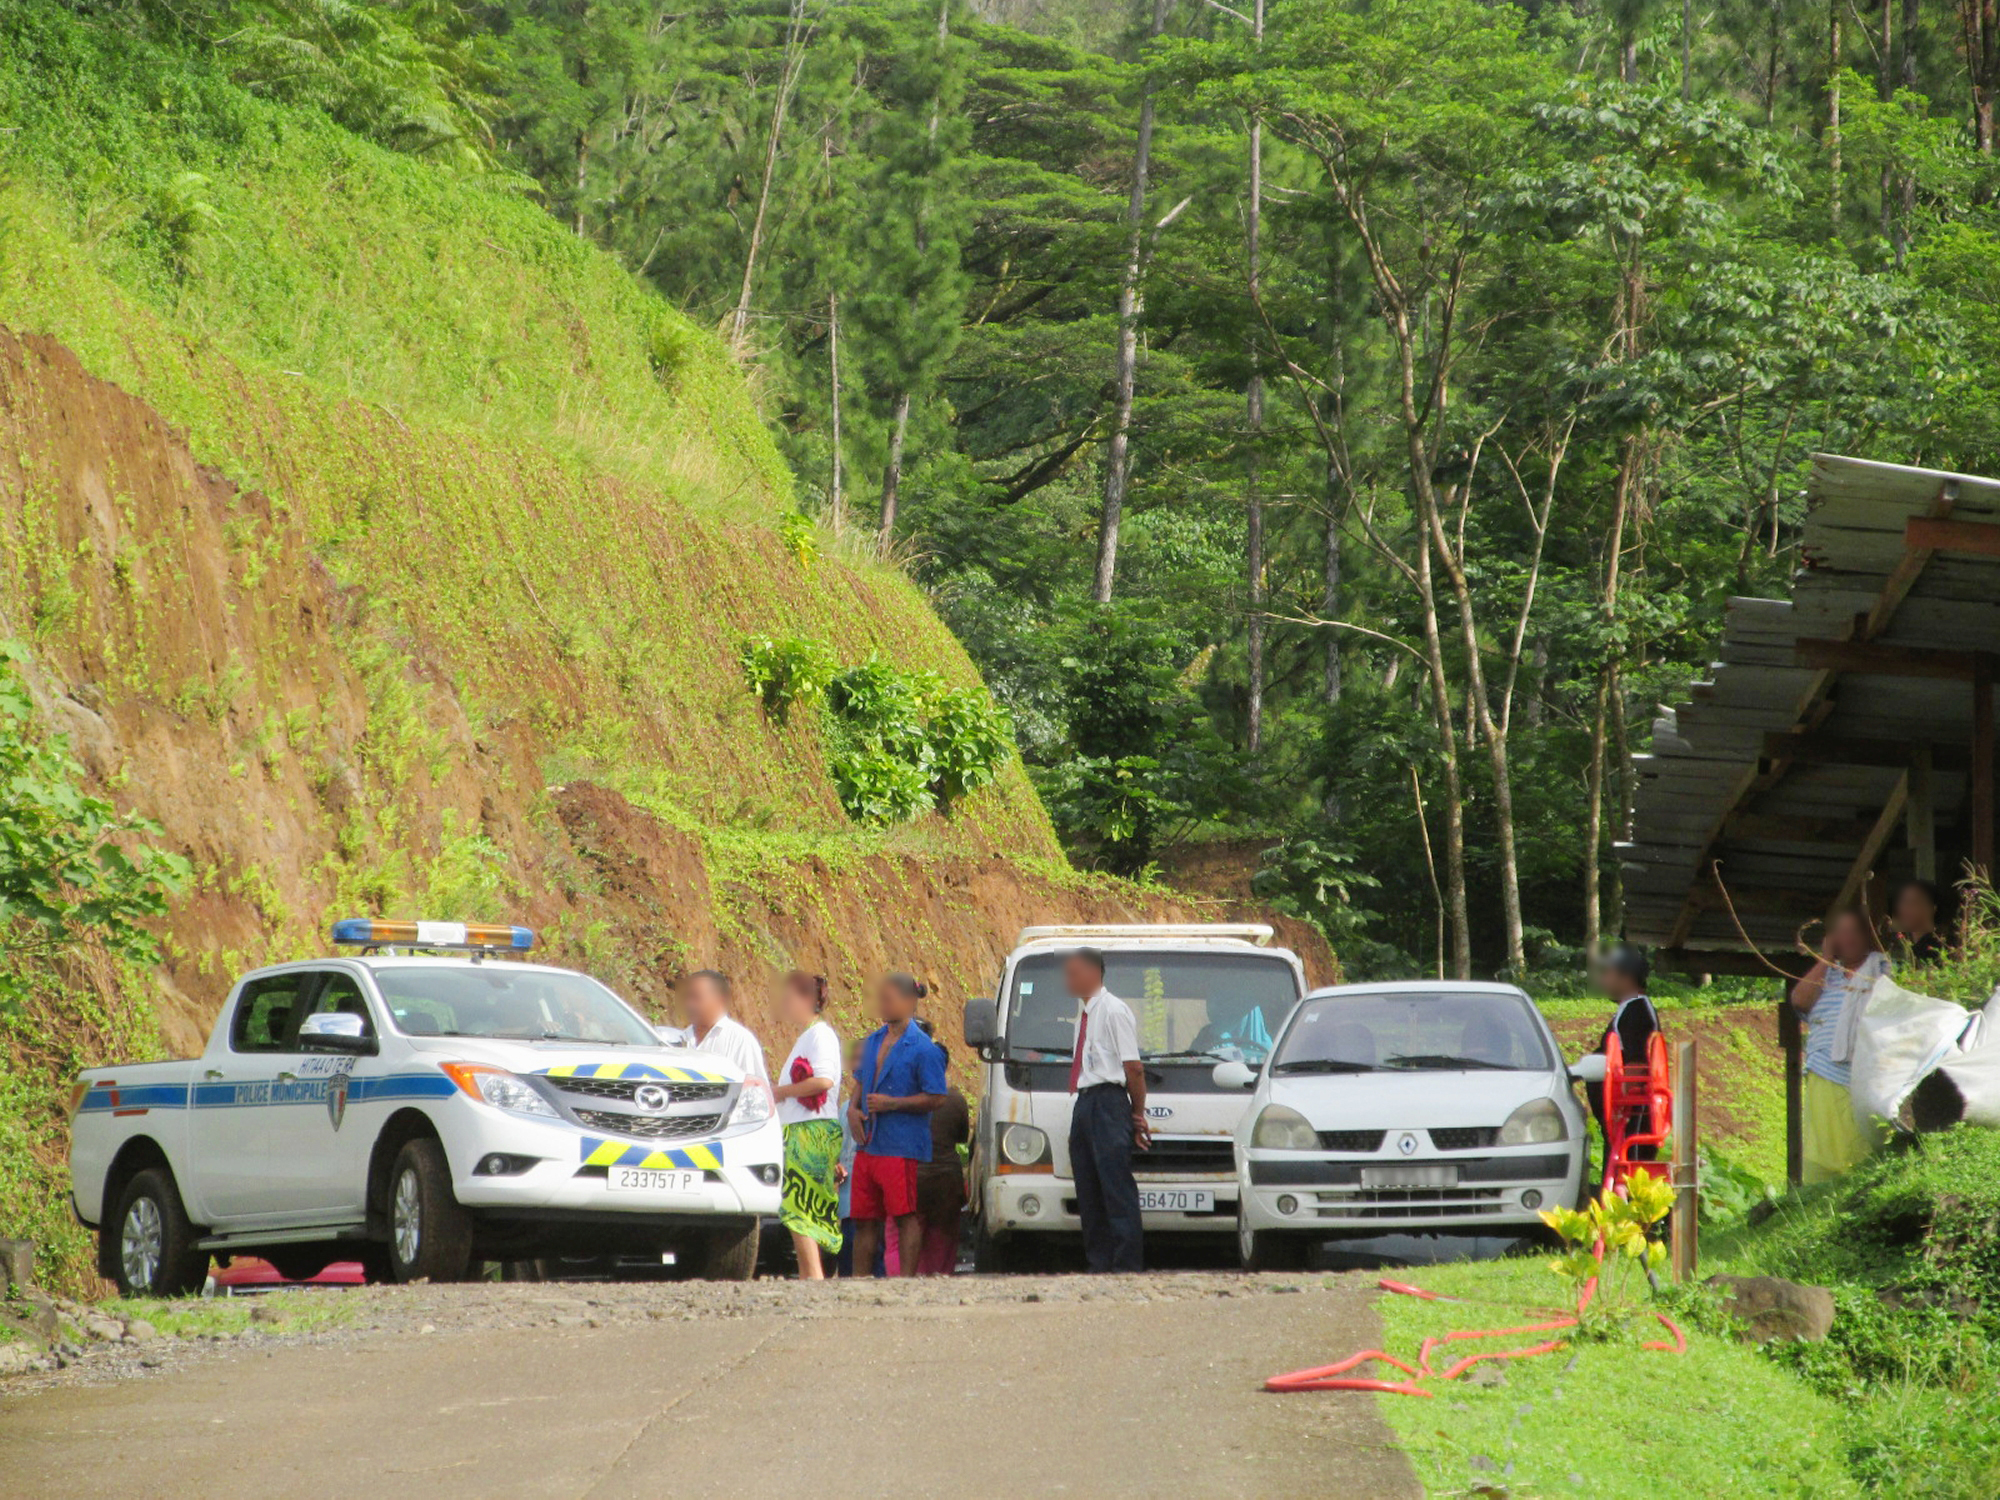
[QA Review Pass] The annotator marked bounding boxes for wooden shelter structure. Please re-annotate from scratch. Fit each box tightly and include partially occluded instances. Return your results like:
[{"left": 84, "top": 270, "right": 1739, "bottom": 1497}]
[{"left": 1622, "top": 455, "right": 2000, "bottom": 975}]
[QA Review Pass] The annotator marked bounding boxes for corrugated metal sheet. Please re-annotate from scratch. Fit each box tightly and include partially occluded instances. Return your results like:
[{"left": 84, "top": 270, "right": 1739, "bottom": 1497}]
[{"left": 1620, "top": 454, "right": 2000, "bottom": 957}]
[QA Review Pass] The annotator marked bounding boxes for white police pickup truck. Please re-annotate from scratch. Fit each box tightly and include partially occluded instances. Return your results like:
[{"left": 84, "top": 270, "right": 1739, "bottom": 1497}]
[{"left": 67, "top": 921, "right": 782, "bottom": 1295}]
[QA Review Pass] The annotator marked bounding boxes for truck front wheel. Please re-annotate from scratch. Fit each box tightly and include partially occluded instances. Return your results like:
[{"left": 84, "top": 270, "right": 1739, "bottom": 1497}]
[
  {"left": 110, "top": 1167, "right": 210, "bottom": 1298},
  {"left": 387, "top": 1137, "right": 473, "bottom": 1283},
  {"left": 688, "top": 1218, "right": 759, "bottom": 1281}
]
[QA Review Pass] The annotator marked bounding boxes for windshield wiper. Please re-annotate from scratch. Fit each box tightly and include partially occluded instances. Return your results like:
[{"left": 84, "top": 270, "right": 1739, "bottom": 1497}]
[
  {"left": 1271, "top": 1058, "right": 1378, "bottom": 1074},
  {"left": 536, "top": 1030, "right": 627, "bottom": 1045},
  {"left": 1382, "top": 1054, "right": 1512, "bottom": 1071},
  {"left": 1143, "top": 1049, "right": 1230, "bottom": 1064}
]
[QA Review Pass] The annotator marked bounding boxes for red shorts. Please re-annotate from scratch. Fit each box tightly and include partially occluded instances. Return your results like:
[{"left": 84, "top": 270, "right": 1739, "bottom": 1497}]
[{"left": 849, "top": 1152, "right": 920, "bottom": 1220}]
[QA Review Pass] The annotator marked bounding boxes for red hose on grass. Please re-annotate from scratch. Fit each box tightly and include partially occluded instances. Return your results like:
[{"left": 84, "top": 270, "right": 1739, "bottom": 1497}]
[{"left": 1265, "top": 1273, "right": 1686, "bottom": 1396}]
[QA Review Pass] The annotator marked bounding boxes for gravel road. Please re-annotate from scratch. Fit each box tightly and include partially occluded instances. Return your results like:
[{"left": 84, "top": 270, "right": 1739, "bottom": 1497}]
[{"left": 0, "top": 1271, "right": 1416, "bottom": 1499}]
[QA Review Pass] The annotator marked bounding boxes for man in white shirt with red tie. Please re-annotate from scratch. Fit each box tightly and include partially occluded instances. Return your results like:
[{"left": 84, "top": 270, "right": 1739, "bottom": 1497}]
[{"left": 1064, "top": 948, "right": 1150, "bottom": 1273}]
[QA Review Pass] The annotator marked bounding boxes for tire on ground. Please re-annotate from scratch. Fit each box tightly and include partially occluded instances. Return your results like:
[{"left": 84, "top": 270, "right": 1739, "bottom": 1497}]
[
  {"left": 1239, "top": 1226, "right": 1313, "bottom": 1272},
  {"left": 689, "top": 1218, "right": 760, "bottom": 1280},
  {"left": 386, "top": 1135, "right": 474, "bottom": 1283},
  {"left": 109, "top": 1166, "right": 211, "bottom": 1298}
]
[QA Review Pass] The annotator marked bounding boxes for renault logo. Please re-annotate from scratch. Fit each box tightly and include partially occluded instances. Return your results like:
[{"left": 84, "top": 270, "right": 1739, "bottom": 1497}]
[
  {"left": 1397, "top": 1132, "right": 1419, "bottom": 1157},
  {"left": 633, "top": 1084, "right": 669, "bottom": 1112}
]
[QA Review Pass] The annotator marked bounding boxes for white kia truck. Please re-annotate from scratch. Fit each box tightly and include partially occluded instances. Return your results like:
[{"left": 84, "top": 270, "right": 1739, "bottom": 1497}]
[
  {"left": 961, "top": 923, "right": 1307, "bottom": 1271},
  {"left": 67, "top": 920, "right": 781, "bottom": 1296}
]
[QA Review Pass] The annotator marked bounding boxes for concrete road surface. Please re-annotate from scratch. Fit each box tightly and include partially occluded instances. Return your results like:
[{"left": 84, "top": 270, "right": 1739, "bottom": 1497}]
[{"left": 0, "top": 1273, "right": 1414, "bottom": 1499}]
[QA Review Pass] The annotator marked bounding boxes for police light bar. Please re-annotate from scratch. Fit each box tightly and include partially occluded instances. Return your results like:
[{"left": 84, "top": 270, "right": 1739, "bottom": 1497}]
[{"left": 331, "top": 919, "right": 535, "bottom": 952}]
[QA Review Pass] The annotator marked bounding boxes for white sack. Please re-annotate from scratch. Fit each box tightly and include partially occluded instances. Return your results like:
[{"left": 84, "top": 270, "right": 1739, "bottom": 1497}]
[{"left": 1848, "top": 974, "right": 1973, "bottom": 1130}]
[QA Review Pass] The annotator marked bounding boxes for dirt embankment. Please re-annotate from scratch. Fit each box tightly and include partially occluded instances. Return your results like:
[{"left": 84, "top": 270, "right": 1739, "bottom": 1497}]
[{"left": 0, "top": 328, "right": 1328, "bottom": 1070}]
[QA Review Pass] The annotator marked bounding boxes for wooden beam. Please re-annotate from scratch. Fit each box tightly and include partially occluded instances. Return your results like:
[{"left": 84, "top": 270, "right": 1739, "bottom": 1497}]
[
  {"left": 1863, "top": 481, "right": 1958, "bottom": 640},
  {"left": 1907, "top": 745, "right": 1936, "bottom": 882},
  {"left": 1794, "top": 637, "right": 1999, "bottom": 681},
  {"left": 1831, "top": 771, "right": 1908, "bottom": 917},
  {"left": 1725, "top": 811, "right": 1888, "bottom": 845},
  {"left": 1906, "top": 515, "right": 2000, "bottom": 558},
  {"left": 1759, "top": 730, "right": 1971, "bottom": 771},
  {"left": 1655, "top": 947, "right": 1812, "bottom": 979}
]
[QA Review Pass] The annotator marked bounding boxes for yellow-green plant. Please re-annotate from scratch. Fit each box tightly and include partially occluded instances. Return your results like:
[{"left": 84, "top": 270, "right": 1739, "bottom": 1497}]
[{"left": 1540, "top": 1172, "right": 1674, "bottom": 1329}]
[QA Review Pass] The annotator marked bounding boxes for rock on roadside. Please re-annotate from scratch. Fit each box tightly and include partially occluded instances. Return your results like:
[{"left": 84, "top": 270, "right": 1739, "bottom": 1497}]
[{"left": 1706, "top": 1274, "right": 1836, "bottom": 1343}]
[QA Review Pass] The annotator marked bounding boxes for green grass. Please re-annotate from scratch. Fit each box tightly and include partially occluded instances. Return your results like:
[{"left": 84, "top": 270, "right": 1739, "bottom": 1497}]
[
  {"left": 101, "top": 1289, "right": 354, "bottom": 1339},
  {"left": 1369, "top": 1257, "right": 1861, "bottom": 1497}
]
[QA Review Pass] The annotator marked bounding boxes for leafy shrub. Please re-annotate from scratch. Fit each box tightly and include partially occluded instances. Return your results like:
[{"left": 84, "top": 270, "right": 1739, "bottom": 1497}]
[
  {"left": 738, "top": 635, "right": 837, "bottom": 722},
  {"left": 820, "top": 657, "right": 1011, "bottom": 824},
  {"left": 1252, "top": 836, "right": 1384, "bottom": 956},
  {"left": 776, "top": 510, "right": 819, "bottom": 571},
  {"left": 1696, "top": 1145, "right": 1779, "bottom": 1227}
]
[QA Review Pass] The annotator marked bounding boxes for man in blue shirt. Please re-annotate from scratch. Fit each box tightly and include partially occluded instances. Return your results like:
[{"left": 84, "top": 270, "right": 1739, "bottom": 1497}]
[{"left": 847, "top": 972, "right": 948, "bottom": 1277}]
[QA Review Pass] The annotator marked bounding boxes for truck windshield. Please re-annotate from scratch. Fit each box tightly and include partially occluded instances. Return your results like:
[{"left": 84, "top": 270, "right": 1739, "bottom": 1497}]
[
  {"left": 1005, "top": 952, "right": 1299, "bottom": 1064},
  {"left": 1271, "top": 990, "right": 1552, "bottom": 1073},
  {"left": 371, "top": 966, "right": 659, "bottom": 1047}
]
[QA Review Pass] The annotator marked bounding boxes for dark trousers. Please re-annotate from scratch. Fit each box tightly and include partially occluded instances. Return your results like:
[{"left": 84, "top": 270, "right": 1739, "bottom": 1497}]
[{"left": 1069, "top": 1083, "right": 1144, "bottom": 1273}]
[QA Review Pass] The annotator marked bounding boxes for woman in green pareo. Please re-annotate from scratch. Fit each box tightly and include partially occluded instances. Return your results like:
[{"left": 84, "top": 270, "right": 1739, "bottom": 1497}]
[{"left": 772, "top": 971, "right": 844, "bottom": 1277}]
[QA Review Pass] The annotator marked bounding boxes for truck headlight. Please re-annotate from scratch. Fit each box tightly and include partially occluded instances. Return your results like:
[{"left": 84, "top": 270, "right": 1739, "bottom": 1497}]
[
  {"left": 999, "top": 1124, "right": 1050, "bottom": 1168},
  {"left": 1499, "top": 1097, "right": 1568, "bottom": 1145},
  {"left": 1252, "top": 1104, "right": 1318, "bottom": 1151},
  {"left": 440, "top": 1063, "right": 558, "bottom": 1118},
  {"left": 727, "top": 1078, "right": 773, "bottom": 1128}
]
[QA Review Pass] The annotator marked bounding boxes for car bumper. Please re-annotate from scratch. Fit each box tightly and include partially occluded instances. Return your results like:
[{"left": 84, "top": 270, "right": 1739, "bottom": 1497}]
[
  {"left": 443, "top": 1114, "right": 783, "bottom": 1219},
  {"left": 1238, "top": 1146, "right": 1580, "bottom": 1233},
  {"left": 983, "top": 1173, "right": 1239, "bottom": 1234}
]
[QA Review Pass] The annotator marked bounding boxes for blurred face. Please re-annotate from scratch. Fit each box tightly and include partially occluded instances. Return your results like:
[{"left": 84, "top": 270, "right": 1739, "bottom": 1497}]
[
  {"left": 1827, "top": 913, "right": 1871, "bottom": 967},
  {"left": 782, "top": 978, "right": 819, "bottom": 1028},
  {"left": 876, "top": 979, "right": 915, "bottom": 1024},
  {"left": 1063, "top": 956, "right": 1102, "bottom": 1000},
  {"left": 1893, "top": 887, "right": 1938, "bottom": 937},
  {"left": 1592, "top": 956, "right": 1635, "bottom": 1000},
  {"left": 684, "top": 975, "right": 728, "bottom": 1028}
]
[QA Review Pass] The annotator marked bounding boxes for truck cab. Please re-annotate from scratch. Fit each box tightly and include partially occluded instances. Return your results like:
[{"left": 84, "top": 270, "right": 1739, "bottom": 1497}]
[{"left": 962, "top": 924, "right": 1306, "bottom": 1270}]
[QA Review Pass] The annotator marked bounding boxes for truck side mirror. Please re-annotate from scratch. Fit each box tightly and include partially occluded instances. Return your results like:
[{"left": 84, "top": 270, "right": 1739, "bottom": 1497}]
[
  {"left": 963, "top": 998, "right": 998, "bottom": 1052},
  {"left": 300, "top": 1011, "right": 377, "bottom": 1056},
  {"left": 1568, "top": 1053, "right": 1607, "bottom": 1084},
  {"left": 1211, "top": 1059, "right": 1257, "bottom": 1089}
]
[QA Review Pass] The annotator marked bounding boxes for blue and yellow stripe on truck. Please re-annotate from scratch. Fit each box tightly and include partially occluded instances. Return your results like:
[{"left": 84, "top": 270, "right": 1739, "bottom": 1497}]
[
  {"left": 539, "top": 1063, "right": 729, "bottom": 1083},
  {"left": 580, "top": 1136, "right": 725, "bottom": 1171}
]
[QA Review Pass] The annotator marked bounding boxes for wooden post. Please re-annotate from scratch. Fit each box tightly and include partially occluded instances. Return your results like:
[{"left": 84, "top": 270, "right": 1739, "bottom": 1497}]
[
  {"left": 1975, "top": 658, "right": 1995, "bottom": 881},
  {"left": 1907, "top": 744, "right": 1936, "bottom": 882},
  {"left": 1777, "top": 999, "right": 1803, "bottom": 1186},
  {"left": 1671, "top": 1039, "right": 1698, "bottom": 1282}
]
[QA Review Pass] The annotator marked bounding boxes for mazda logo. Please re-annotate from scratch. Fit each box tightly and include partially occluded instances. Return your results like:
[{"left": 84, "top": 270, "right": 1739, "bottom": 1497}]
[{"left": 633, "top": 1084, "right": 669, "bottom": 1111}]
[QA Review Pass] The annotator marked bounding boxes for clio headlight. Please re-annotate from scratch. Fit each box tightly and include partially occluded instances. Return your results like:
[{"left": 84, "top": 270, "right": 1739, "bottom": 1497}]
[
  {"left": 1499, "top": 1097, "right": 1568, "bottom": 1146},
  {"left": 1252, "top": 1104, "right": 1319, "bottom": 1151}
]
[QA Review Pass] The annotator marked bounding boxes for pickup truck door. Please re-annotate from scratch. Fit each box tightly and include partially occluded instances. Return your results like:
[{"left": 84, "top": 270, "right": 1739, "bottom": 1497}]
[
  {"left": 257, "top": 968, "right": 381, "bottom": 1220},
  {"left": 186, "top": 972, "right": 314, "bottom": 1226}
]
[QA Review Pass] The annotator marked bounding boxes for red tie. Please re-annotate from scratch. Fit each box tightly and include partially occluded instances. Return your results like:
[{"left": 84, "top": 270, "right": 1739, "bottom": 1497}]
[{"left": 1069, "top": 1005, "right": 1090, "bottom": 1093}]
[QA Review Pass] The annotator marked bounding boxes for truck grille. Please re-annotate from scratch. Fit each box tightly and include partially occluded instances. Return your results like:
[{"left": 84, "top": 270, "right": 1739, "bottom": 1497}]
[
  {"left": 573, "top": 1109, "right": 725, "bottom": 1140},
  {"left": 554, "top": 1077, "right": 729, "bottom": 1106},
  {"left": 1429, "top": 1127, "right": 1499, "bottom": 1151},
  {"left": 1133, "top": 1138, "right": 1234, "bottom": 1177},
  {"left": 1318, "top": 1130, "right": 1386, "bottom": 1153}
]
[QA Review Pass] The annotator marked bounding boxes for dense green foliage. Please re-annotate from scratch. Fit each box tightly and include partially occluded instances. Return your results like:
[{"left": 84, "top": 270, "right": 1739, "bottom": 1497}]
[
  {"left": 1713, "top": 1129, "right": 2000, "bottom": 1497},
  {"left": 112, "top": 0, "right": 1980, "bottom": 975},
  {"left": 0, "top": 643, "right": 184, "bottom": 1289}
]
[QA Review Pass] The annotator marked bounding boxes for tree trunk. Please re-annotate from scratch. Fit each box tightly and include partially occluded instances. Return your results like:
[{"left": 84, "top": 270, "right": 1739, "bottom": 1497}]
[
  {"left": 878, "top": 389, "right": 912, "bottom": 555},
  {"left": 1829, "top": 0, "right": 1843, "bottom": 232},
  {"left": 828, "top": 291, "right": 845, "bottom": 534},
  {"left": 1767, "top": 0, "right": 1783, "bottom": 124},
  {"left": 1968, "top": 0, "right": 2000, "bottom": 153},
  {"left": 1093, "top": 0, "right": 1170, "bottom": 604},
  {"left": 1244, "top": 0, "right": 1266, "bottom": 754},
  {"left": 731, "top": 0, "right": 812, "bottom": 350},
  {"left": 1322, "top": 464, "right": 1342, "bottom": 707},
  {"left": 1583, "top": 668, "right": 1610, "bottom": 955},
  {"left": 1413, "top": 527, "right": 1472, "bottom": 980},
  {"left": 1682, "top": 0, "right": 1694, "bottom": 98}
]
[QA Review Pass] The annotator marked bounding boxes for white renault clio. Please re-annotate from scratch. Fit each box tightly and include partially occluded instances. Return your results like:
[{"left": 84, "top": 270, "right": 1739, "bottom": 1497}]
[{"left": 1225, "top": 981, "right": 1587, "bottom": 1269}]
